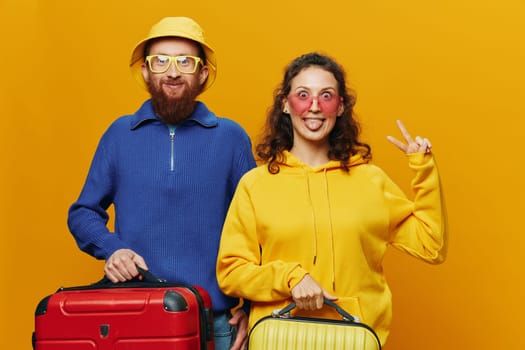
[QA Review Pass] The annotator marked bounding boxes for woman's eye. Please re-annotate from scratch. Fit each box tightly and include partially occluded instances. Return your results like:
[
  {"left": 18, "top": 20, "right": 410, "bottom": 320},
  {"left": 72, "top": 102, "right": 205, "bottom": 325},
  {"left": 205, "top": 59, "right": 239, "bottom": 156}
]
[
  {"left": 321, "top": 92, "right": 333, "bottom": 100},
  {"left": 297, "top": 92, "right": 309, "bottom": 100}
]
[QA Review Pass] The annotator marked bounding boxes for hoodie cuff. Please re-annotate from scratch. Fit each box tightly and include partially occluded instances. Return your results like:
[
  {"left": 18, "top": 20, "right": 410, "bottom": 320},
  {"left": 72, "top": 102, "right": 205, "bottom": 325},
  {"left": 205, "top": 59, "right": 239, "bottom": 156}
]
[
  {"left": 287, "top": 265, "right": 309, "bottom": 291},
  {"left": 407, "top": 151, "right": 433, "bottom": 166}
]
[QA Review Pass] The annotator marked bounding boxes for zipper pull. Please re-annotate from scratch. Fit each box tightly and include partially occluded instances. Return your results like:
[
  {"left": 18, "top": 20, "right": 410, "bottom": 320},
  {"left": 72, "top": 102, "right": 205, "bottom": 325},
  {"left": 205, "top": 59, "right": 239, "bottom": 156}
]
[{"left": 168, "top": 125, "right": 176, "bottom": 171}]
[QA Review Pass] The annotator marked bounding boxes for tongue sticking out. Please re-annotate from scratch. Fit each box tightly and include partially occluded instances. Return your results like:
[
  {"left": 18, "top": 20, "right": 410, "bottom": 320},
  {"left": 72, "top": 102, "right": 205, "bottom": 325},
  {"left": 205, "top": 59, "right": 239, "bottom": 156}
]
[{"left": 304, "top": 118, "right": 324, "bottom": 131}]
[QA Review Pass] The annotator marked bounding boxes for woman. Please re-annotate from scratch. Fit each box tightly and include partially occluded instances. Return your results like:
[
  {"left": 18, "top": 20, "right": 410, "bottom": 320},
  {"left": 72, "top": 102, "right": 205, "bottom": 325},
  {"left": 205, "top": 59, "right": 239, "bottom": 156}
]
[{"left": 216, "top": 52, "right": 447, "bottom": 346}]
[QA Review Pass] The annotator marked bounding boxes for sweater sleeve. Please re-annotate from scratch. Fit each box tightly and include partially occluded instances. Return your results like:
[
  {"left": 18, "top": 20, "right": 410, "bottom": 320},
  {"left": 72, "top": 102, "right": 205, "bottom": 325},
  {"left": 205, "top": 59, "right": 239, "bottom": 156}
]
[
  {"left": 228, "top": 129, "right": 256, "bottom": 197},
  {"left": 67, "top": 136, "right": 129, "bottom": 260},
  {"left": 216, "top": 175, "right": 308, "bottom": 302},
  {"left": 386, "top": 152, "right": 448, "bottom": 264}
]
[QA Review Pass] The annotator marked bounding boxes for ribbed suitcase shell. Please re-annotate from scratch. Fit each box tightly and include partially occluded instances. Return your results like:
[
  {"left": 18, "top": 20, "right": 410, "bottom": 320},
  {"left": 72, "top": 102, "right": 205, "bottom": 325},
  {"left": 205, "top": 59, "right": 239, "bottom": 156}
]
[{"left": 248, "top": 316, "right": 381, "bottom": 350}]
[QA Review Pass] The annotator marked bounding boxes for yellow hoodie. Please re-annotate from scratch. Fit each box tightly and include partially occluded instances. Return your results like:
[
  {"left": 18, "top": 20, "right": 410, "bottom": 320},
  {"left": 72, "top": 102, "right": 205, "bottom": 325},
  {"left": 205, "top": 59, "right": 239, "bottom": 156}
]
[{"left": 216, "top": 150, "right": 447, "bottom": 345}]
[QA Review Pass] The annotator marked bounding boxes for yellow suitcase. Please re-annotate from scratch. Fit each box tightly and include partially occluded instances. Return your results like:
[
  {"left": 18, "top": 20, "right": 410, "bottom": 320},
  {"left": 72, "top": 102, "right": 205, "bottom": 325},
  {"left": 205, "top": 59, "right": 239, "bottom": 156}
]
[{"left": 248, "top": 299, "right": 381, "bottom": 350}]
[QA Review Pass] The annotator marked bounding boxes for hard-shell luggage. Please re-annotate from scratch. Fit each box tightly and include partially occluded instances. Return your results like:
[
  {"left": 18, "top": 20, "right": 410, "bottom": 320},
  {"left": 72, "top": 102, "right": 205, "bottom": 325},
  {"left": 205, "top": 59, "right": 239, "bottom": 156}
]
[
  {"left": 248, "top": 299, "right": 381, "bottom": 350},
  {"left": 32, "top": 268, "right": 214, "bottom": 350}
]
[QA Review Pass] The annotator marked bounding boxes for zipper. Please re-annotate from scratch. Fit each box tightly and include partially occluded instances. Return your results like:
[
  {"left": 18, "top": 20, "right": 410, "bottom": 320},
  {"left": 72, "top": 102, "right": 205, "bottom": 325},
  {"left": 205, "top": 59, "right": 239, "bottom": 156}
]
[{"left": 168, "top": 125, "right": 176, "bottom": 171}]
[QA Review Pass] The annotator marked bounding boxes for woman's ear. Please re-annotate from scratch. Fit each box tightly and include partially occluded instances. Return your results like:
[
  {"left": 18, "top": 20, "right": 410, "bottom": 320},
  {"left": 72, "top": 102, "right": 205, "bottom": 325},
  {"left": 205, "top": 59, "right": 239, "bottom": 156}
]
[
  {"left": 337, "top": 97, "right": 344, "bottom": 116},
  {"left": 283, "top": 99, "right": 290, "bottom": 114}
]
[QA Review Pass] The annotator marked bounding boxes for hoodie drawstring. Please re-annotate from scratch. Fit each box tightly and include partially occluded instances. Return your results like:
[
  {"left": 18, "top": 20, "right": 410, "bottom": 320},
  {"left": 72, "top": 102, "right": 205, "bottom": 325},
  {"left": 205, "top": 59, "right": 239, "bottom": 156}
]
[
  {"left": 323, "top": 169, "right": 336, "bottom": 292},
  {"left": 304, "top": 170, "right": 318, "bottom": 266},
  {"left": 304, "top": 168, "right": 336, "bottom": 292}
]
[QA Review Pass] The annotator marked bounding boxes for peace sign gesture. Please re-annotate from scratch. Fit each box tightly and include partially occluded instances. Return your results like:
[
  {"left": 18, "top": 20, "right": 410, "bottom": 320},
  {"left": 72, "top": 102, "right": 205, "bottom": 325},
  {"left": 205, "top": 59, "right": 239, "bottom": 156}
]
[{"left": 386, "top": 120, "right": 432, "bottom": 154}]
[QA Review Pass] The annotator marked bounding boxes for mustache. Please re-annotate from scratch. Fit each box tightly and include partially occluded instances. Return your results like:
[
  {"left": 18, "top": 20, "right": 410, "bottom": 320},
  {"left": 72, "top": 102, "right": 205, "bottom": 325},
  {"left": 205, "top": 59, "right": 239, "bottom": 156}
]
[{"left": 161, "top": 76, "right": 184, "bottom": 85}]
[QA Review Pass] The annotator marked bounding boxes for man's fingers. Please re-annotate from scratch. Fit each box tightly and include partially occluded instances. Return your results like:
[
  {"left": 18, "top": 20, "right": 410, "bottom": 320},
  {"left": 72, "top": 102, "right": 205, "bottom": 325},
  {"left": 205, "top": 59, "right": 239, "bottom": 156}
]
[
  {"left": 132, "top": 255, "right": 148, "bottom": 272},
  {"left": 105, "top": 249, "right": 147, "bottom": 282}
]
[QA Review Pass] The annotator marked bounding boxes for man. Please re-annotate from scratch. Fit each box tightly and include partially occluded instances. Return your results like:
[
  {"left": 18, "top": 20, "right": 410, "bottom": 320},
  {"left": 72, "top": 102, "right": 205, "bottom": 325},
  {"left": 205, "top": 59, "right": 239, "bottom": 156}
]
[{"left": 67, "top": 17, "right": 255, "bottom": 350}]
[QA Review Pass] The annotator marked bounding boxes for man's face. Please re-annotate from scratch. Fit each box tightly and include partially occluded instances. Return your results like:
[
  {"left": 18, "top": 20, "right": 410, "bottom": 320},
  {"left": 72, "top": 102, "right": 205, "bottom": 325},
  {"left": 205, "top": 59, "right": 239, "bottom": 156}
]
[{"left": 141, "top": 38, "right": 209, "bottom": 124}]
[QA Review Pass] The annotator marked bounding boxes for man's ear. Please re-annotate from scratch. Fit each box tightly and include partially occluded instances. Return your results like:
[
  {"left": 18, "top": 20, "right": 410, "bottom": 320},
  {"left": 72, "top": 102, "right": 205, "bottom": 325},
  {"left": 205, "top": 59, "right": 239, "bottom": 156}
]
[
  {"left": 199, "top": 66, "right": 209, "bottom": 86},
  {"left": 141, "top": 63, "right": 150, "bottom": 83}
]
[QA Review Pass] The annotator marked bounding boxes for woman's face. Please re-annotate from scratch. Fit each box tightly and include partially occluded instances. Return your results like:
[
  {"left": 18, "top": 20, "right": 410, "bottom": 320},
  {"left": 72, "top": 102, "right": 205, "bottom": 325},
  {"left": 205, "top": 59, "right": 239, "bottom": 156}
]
[{"left": 284, "top": 66, "right": 343, "bottom": 147}]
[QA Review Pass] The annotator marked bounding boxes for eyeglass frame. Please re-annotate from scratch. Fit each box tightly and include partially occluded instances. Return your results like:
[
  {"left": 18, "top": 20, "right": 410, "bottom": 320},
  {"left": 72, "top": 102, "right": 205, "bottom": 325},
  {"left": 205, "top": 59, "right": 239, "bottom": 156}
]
[{"left": 144, "top": 55, "right": 203, "bottom": 74}]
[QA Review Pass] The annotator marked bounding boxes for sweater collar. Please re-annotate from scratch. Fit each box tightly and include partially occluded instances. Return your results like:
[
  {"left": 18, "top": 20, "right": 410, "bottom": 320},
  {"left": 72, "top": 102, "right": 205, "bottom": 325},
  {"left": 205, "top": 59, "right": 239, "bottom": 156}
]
[{"left": 129, "top": 99, "right": 218, "bottom": 130}]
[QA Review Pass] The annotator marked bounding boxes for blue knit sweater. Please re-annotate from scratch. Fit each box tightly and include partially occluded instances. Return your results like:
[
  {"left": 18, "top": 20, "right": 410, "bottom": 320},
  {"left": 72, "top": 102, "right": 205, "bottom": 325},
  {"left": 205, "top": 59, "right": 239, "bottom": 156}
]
[{"left": 68, "top": 100, "right": 256, "bottom": 312}]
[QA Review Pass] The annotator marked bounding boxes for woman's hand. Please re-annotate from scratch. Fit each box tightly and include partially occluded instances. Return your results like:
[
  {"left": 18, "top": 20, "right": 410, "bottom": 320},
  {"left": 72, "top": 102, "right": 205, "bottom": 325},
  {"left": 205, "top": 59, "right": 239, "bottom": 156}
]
[
  {"left": 291, "top": 274, "right": 337, "bottom": 310},
  {"left": 387, "top": 119, "right": 432, "bottom": 154}
]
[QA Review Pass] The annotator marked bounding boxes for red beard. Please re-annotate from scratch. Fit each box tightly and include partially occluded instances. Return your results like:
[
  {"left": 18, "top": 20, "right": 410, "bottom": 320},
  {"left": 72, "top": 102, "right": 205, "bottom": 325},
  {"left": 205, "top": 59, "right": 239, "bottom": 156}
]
[{"left": 147, "top": 77, "right": 202, "bottom": 125}]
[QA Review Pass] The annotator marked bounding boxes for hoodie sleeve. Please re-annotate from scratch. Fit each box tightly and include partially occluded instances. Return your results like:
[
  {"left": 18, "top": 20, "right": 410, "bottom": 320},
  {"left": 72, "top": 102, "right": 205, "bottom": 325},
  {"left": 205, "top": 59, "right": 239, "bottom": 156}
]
[
  {"left": 216, "top": 173, "right": 309, "bottom": 302},
  {"left": 385, "top": 152, "right": 448, "bottom": 264}
]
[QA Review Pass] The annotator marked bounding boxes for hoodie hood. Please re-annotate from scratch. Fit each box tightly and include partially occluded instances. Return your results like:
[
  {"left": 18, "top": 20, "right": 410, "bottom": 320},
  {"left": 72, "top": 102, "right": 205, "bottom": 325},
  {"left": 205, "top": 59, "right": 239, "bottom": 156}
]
[{"left": 279, "top": 150, "right": 368, "bottom": 171}]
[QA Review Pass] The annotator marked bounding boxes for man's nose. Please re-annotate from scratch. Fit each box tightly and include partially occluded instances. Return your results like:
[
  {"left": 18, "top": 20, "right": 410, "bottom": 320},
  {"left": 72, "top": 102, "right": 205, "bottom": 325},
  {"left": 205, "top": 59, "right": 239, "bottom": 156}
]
[{"left": 166, "top": 61, "right": 181, "bottom": 77}]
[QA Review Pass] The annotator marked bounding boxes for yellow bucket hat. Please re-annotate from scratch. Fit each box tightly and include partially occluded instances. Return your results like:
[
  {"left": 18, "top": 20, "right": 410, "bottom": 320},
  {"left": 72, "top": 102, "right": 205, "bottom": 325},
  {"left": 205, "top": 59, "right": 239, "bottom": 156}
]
[{"left": 129, "top": 17, "right": 217, "bottom": 92}]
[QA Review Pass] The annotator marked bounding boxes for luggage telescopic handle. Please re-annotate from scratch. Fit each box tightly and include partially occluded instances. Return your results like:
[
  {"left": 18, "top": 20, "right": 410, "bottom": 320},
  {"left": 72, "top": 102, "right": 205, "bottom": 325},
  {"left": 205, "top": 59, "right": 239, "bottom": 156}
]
[{"left": 273, "top": 298, "right": 360, "bottom": 323}]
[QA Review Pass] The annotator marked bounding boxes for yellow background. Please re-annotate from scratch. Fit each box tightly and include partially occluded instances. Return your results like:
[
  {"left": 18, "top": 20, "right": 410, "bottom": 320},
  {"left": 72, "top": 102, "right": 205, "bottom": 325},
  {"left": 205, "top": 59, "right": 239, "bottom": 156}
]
[{"left": 2, "top": 0, "right": 524, "bottom": 349}]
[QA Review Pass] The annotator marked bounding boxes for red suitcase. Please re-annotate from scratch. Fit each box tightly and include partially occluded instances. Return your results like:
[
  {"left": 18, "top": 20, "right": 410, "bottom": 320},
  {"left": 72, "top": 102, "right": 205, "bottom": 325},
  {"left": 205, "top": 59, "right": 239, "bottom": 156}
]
[{"left": 33, "top": 268, "right": 214, "bottom": 350}]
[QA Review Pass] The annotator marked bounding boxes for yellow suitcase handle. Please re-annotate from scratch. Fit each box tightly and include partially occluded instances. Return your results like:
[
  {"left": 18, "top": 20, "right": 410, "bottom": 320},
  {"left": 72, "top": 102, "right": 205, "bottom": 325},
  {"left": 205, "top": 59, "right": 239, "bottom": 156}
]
[{"left": 273, "top": 298, "right": 360, "bottom": 323}]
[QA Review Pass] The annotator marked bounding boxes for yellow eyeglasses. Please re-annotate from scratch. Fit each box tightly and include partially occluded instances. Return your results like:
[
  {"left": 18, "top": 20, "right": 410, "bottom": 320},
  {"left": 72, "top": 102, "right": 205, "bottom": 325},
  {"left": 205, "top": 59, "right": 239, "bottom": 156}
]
[{"left": 145, "top": 55, "right": 203, "bottom": 74}]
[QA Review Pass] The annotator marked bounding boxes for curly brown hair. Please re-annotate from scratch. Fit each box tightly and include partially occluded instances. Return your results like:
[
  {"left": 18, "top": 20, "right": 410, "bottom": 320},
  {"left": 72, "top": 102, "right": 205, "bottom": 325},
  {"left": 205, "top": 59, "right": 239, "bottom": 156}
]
[{"left": 256, "top": 52, "right": 371, "bottom": 174}]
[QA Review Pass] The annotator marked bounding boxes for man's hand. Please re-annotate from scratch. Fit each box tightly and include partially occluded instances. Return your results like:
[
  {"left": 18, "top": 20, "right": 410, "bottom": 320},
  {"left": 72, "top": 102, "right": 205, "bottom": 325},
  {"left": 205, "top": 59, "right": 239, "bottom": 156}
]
[{"left": 104, "top": 248, "right": 148, "bottom": 282}]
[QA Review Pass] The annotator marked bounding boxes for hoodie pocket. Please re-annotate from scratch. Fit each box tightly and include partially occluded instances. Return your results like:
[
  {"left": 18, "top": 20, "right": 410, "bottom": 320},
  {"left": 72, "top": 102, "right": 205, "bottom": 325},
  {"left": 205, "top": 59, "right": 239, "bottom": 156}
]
[{"left": 334, "top": 296, "right": 363, "bottom": 321}]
